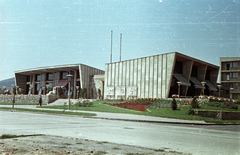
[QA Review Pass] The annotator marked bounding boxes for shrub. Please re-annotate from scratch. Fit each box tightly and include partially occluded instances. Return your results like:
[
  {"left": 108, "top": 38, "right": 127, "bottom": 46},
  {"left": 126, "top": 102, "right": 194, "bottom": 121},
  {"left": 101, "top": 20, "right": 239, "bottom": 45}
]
[
  {"left": 76, "top": 98, "right": 93, "bottom": 107},
  {"left": 191, "top": 97, "right": 199, "bottom": 108},
  {"left": 97, "top": 89, "right": 101, "bottom": 99},
  {"left": 207, "top": 102, "right": 238, "bottom": 110},
  {"left": 187, "top": 108, "right": 195, "bottom": 115},
  {"left": 225, "top": 102, "right": 238, "bottom": 110},
  {"left": 171, "top": 98, "right": 177, "bottom": 110},
  {"left": 58, "top": 87, "right": 63, "bottom": 97},
  {"left": 0, "top": 134, "right": 18, "bottom": 139},
  {"left": 147, "top": 100, "right": 172, "bottom": 109}
]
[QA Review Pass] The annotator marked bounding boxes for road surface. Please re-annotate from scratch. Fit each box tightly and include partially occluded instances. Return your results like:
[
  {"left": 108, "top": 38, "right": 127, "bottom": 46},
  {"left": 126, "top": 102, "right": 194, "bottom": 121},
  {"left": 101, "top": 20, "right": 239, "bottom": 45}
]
[{"left": 0, "top": 110, "right": 239, "bottom": 154}]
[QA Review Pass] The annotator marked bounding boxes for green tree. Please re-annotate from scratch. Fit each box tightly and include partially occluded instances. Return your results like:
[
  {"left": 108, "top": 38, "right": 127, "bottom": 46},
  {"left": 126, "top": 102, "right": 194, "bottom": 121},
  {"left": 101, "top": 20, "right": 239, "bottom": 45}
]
[
  {"left": 90, "top": 88, "right": 93, "bottom": 99},
  {"left": 171, "top": 98, "right": 177, "bottom": 110},
  {"left": 191, "top": 97, "right": 199, "bottom": 108},
  {"left": 98, "top": 89, "right": 101, "bottom": 99}
]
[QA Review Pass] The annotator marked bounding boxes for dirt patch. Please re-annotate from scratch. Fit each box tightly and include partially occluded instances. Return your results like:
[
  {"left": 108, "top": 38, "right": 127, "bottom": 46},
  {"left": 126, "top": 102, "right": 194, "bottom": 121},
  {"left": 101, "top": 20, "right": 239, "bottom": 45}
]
[{"left": 1, "top": 135, "right": 184, "bottom": 155}]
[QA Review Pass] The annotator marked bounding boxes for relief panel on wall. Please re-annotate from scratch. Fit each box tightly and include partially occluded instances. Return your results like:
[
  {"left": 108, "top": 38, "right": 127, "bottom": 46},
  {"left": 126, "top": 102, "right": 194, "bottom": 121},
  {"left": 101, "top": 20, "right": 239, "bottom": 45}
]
[
  {"left": 127, "top": 86, "right": 137, "bottom": 97},
  {"left": 106, "top": 86, "right": 115, "bottom": 96},
  {"left": 116, "top": 86, "right": 125, "bottom": 96}
]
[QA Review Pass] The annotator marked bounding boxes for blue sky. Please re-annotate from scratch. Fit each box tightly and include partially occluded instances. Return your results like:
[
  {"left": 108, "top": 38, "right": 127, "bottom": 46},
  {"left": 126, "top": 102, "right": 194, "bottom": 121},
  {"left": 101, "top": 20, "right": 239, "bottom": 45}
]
[{"left": 0, "top": 0, "right": 239, "bottom": 81}]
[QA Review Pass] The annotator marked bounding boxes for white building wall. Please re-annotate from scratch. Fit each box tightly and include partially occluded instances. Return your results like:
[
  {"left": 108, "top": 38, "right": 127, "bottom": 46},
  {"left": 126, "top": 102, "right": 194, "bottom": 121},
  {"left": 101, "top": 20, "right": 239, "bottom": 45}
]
[{"left": 104, "top": 53, "right": 176, "bottom": 99}]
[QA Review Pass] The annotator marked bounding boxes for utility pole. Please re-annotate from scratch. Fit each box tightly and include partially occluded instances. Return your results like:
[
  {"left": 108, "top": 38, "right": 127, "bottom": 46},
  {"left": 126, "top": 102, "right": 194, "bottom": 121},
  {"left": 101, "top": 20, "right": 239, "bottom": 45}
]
[
  {"left": 120, "top": 33, "right": 122, "bottom": 62},
  {"left": 111, "top": 31, "right": 113, "bottom": 63}
]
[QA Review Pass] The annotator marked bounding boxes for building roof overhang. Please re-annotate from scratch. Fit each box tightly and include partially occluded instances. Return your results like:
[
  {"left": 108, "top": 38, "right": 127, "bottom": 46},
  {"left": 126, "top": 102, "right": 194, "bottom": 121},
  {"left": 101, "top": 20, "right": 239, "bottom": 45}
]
[
  {"left": 15, "top": 64, "right": 81, "bottom": 75},
  {"left": 175, "top": 52, "right": 219, "bottom": 70}
]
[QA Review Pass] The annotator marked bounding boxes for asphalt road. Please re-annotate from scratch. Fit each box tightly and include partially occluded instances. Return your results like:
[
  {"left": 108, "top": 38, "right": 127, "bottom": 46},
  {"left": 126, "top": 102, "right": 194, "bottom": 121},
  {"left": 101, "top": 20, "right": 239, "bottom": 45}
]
[{"left": 0, "top": 111, "right": 239, "bottom": 155}]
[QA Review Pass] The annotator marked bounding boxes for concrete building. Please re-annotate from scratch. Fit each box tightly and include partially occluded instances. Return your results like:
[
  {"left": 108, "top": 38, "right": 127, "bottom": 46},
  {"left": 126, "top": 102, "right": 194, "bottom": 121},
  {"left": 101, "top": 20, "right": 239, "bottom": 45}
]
[
  {"left": 104, "top": 52, "right": 219, "bottom": 99},
  {"left": 220, "top": 57, "right": 240, "bottom": 99},
  {"left": 14, "top": 52, "right": 223, "bottom": 100},
  {"left": 15, "top": 64, "right": 104, "bottom": 99}
]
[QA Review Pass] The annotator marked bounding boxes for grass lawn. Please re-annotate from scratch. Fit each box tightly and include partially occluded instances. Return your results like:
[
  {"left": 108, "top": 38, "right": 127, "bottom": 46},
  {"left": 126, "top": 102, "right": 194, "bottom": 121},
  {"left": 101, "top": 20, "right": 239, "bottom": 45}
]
[
  {"left": 0, "top": 107, "right": 96, "bottom": 117},
  {"left": 39, "top": 101, "right": 240, "bottom": 124}
]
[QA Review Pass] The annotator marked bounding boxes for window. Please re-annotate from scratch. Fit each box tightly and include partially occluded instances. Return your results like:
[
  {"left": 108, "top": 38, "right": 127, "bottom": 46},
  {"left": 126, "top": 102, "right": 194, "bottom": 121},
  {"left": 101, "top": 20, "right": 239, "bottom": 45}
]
[
  {"left": 36, "top": 74, "right": 41, "bottom": 81},
  {"left": 26, "top": 75, "right": 30, "bottom": 82},
  {"left": 230, "top": 72, "right": 238, "bottom": 78},
  {"left": 232, "top": 94, "right": 238, "bottom": 99},
  {"left": 61, "top": 72, "right": 68, "bottom": 79},
  {"left": 226, "top": 63, "right": 230, "bottom": 70},
  {"left": 230, "top": 62, "right": 238, "bottom": 68},
  {"left": 230, "top": 83, "right": 238, "bottom": 89},
  {"left": 47, "top": 73, "right": 53, "bottom": 81}
]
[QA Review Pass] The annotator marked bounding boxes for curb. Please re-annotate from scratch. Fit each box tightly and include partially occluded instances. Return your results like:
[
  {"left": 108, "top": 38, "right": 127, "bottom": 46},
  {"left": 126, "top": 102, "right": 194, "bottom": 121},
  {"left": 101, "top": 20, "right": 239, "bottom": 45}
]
[
  {"left": 87, "top": 116, "right": 214, "bottom": 125},
  {"left": 1, "top": 108, "right": 240, "bottom": 125}
]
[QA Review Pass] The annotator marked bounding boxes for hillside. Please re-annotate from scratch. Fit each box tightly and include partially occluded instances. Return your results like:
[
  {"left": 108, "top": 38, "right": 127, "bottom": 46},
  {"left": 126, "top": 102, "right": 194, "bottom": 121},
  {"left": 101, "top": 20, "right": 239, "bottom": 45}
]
[{"left": 0, "top": 78, "right": 15, "bottom": 89}]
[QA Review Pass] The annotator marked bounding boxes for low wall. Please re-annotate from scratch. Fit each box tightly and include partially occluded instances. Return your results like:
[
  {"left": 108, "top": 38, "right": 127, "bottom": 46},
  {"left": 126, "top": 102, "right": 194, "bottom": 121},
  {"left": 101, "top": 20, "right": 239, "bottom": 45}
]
[
  {"left": 195, "top": 110, "right": 240, "bottom": 120},
  {"left": 0, "top": 94, "right": 59, "bottom": 104}
]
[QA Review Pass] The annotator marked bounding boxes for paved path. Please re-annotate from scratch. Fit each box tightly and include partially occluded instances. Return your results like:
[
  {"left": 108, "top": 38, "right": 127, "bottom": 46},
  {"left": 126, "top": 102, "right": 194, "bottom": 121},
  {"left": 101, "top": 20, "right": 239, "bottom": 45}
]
[{"left": 0, "top": 105, "right": 208, "bottom": 125}]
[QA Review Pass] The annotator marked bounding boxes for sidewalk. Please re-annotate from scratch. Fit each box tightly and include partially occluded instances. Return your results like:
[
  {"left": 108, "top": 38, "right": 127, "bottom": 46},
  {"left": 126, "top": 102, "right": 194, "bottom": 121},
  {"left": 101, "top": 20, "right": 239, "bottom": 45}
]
[{"left": 0, "top": 105, "right": 208, "bottom": 125}]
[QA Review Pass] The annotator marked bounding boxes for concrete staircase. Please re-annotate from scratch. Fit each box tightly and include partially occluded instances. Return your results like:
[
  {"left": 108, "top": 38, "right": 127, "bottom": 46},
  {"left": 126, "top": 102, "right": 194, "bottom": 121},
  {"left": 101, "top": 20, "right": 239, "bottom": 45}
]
[
  {"left": 48, "top": 98, "right": 98, "bottom": 106},
  {"left": 48, "top": 99, "right": 79, "bottom": 106}
]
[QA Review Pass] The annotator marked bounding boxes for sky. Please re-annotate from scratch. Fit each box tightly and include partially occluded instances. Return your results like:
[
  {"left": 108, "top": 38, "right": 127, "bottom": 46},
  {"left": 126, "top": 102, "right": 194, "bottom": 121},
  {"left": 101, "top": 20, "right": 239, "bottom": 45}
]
[{"left": 0, "top": 0, "right": 239, "bottom": 81}]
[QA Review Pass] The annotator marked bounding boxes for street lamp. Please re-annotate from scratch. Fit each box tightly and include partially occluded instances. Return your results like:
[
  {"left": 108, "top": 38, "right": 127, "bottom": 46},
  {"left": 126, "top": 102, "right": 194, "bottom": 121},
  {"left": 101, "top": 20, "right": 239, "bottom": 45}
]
[
  {"left": 76, "top": 86, "right": 79, "bottom": 99},
  {"left": 177, "top": 82, "right": 181, "bottom": 97},
  {"left": 66, "top": 74, "right": 73, "bottom": 110},
  {"left": 201, "top": 82, "right": 206, "bottom": 95},
  {"left": 11, "top": 84, "right": 15, "bottom": 108},
  {"left": 16, "top": 86, "right": 19, "bottom": 95},
  {"left": 217, "top": 85, "right": 222, "bottom": 97},
  {"left": 29, "top": 84, "right": 32, "bottom": 95}
]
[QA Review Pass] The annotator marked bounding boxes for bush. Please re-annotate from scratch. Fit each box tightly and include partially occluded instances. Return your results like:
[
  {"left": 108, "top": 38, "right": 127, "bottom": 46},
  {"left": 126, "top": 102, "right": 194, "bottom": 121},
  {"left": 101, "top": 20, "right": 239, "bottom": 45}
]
[
  {"left": 187, "top": 108, "right": 195, "bottom": 115},
  {"left": 147, "top": 100, "right": 172, "bottom": 109},
  {"left": 0, "top": 134, "right": 18, "bottom": 139},
  {"left": 207, "top": 102, "right": 238, "bottom": 110},
  {"left": 58, "top": 87, "right": 63, "bottom": 97},
  {"left": 171, "top": 98, "right": 177, "bottom": 110},
  {"left": 191, "top": 97, "right": 199, "bottom": 108},
  {"left": 75, "top": 99, "right": 93, "bottom": 107}
]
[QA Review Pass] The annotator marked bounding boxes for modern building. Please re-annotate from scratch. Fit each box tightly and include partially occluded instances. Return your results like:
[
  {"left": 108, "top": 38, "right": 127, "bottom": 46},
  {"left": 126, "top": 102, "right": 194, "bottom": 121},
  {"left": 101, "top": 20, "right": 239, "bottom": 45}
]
[
  {"left": 14, "top": 52, "right": 223, "bottom": 100},
  {"left": 220, "top": 57, "right": 240, "bottom": 99},
  {"left": 15, "top": 64, "right": 105, "bottom": 99},
  {"left": 104, "top": 52, "right": 219, "bottom": 99}
]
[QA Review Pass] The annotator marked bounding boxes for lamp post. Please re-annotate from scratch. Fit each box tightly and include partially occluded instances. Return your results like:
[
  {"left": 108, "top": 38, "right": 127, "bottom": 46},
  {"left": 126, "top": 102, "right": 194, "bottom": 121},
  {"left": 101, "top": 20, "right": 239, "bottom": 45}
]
[
  {"left": 29, "top": 84, "right": 32, "bottom": 95},
  {"left": 230, "top": 88, "right": 234, "bottom": 99},
  {"left": 217, "top": 85, "right": 222, "bottom": 97},
  {"left": 177, "top": 82, "right": 181, "bottom": 97},
  {"left": 76, "top": 86, "right": 79, "bottom": 99},
  {"left": 16, "top": 86, "right": 19, "bottom": 95},
  {"left": 66, "top": 74, "right": 73, "bottom": 110},
  {"left": 201, "top": 82, "right": 206, "bottom": 95},
  {"left": 11, "top": 84, "right": 15, "bottom": 108}
]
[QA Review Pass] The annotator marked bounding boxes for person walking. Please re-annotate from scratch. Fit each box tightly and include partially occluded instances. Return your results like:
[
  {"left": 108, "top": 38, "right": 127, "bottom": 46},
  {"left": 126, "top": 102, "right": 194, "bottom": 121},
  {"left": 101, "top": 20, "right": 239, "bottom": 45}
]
[{"left": 38, "top": 95, "right": 42, "bottom": 106}]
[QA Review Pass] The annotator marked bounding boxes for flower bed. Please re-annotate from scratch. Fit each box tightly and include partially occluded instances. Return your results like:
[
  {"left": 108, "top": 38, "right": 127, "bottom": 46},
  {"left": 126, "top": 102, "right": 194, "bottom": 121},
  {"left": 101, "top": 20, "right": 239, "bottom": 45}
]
[{"left": 104, "top": 102, "right": 152, "bottom": 112}]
